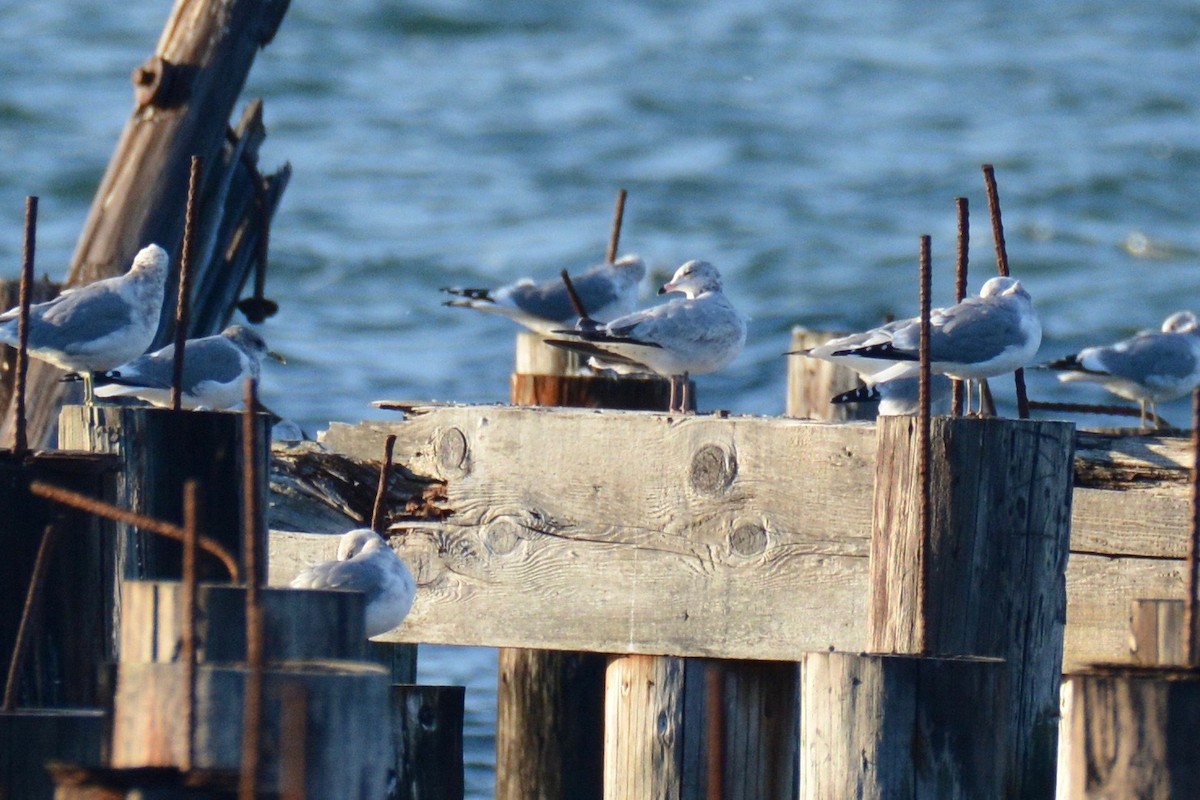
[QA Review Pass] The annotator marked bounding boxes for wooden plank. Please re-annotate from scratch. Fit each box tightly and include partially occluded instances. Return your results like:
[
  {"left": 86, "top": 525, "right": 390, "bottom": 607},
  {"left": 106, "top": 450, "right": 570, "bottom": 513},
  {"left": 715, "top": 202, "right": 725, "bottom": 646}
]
[{"left": 263, "top": 408, "right": 1195, "bottom": 663}]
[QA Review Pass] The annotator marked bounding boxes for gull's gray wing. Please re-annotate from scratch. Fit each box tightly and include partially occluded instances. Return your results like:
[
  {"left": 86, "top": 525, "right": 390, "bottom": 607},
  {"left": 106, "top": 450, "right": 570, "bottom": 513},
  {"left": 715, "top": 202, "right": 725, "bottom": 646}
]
[
  {"left": 20, "top": 283, "right": 135, "bottom": 354},
  {"left": 890, "top": 299, "right": 1028, "bottom": 364},
  {"left": 105, "top": 337, "right": 245, "bottom": 392},
  {"left": 292, "top": 557, "right": 388, "bottom": 607},
  {"left": 1083, "top": 333, "right": 1199, "bottom": 387}
]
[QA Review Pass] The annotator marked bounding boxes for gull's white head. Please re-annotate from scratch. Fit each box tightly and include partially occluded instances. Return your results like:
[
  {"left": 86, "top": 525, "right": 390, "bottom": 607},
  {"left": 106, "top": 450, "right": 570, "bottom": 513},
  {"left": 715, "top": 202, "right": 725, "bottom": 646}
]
[
  {"left": 978, "top": 276, "right": 1029, "bottom": 301},
  {"left": 337, "top": 528, "right": 385, "bottom": 561},
  {"left": 1161, "top": 310, "right": 1199, "bottom": 334},
  {"left": 659, "top": 260, "right": 723, "bottom": 299},
  {"left": 129, "top": 244, "right": 169, "bottom": 280}
]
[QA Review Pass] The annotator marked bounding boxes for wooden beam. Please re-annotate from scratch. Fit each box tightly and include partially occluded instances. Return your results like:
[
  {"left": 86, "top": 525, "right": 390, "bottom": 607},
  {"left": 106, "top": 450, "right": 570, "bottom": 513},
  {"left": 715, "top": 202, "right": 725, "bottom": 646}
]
[{"left": 266, "top": 407, "right": 1196, "bottom": 668}]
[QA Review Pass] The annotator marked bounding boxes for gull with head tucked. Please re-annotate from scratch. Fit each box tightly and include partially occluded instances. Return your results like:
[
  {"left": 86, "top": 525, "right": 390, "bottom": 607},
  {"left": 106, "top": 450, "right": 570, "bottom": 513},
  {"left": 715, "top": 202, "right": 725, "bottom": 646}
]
[
  {"left": 544, "top": 259, "right": 746, "bottom": 412},
  {"left": 0, "top": 243, "right": 169, "bottom": 404},
  {"left": 290, "top": 528, "right": 417, "bottom": 638}
]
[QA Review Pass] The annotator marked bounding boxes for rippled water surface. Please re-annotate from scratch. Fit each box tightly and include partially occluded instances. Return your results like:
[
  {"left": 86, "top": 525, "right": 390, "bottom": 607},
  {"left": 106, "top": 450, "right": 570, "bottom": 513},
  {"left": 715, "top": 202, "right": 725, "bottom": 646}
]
[{"left": 3, "top": 0, "right": 1199, "bottom": 793}]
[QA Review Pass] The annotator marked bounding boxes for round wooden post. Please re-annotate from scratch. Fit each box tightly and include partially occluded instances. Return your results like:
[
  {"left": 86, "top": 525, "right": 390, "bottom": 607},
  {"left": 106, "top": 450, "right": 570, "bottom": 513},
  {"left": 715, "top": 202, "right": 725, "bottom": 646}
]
[
  {"left": 59, "top": 406, "right": 270, "bottom": 585},
  {"left": 604, "top": 654, "right": 685, "bottom": 800},
  {"left": 1061, "top": 667, "right": 1200, "bottom": 798},
  {"left": 800, "top": 651, "right": 1007, "bottom": 799},
  {"left": 0, "top": 453, "right": 117, "bottom": 708},
  {"left": 785, "top": 328, "right": 873, "bottom": 421},
  {"left": 869, "top": 415, "right": 1075, "bottom": 798},
  {"left": 391, "top": 684, "right": 465, "bottom": 800}
]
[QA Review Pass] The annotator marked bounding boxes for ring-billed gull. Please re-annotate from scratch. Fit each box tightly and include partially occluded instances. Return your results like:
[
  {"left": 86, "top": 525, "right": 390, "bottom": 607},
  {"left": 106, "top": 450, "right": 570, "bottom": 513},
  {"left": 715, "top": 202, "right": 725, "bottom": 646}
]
[
  {"left": 442, "top": 255, "right": 646, "bottom": 335},
  {"left": 830, "top": 375, "right": 954, "bottom": 416},
  {"left": 0, "top": 243, "right": 168, "bottom": 403},
  {"left": 289, "top": 529, "right": 417, "bottom": 638},
  {"left": 1041, "top": 310, "right": 1200, "bottom": 429},
  {"left": 828, "top": 276, "right": 1041, "bottom": 415},
  {"left": 544, "top": 260, "right": 746, "bottom": 412},
  {"left": 84, "top": 324, "right": 281, "bottom": 410}
]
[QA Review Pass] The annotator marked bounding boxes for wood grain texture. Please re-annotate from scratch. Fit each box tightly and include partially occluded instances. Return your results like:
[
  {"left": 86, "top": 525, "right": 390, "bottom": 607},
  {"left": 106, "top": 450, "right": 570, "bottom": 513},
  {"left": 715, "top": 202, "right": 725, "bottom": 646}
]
[
  {"left": 265, "top": 407, "right": 1195, "bottom": 666},
  {"left": 1129, "top": 599, "right": 1197, "bottom": 667},
  {"left": 800, "top": 652, "right": 1007, "bottom": 800},
  {"left": 604, "top": 655, "right": 684, "bottom": 800},
  {"left": 869, "top": 415, "right": 1074, "bottom": 800},
  {"left": 1062, "top": 669, "right": 1200, "bottom": 799},
  {"left": 111, "top": 660, "right": 390, "bottom": 797}
]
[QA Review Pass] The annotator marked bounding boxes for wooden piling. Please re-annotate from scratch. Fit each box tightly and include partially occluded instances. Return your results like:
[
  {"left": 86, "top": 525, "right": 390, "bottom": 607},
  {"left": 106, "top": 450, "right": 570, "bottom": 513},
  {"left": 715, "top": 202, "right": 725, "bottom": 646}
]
[
  {"left": 59, "top": 406, "right": 270, "bottom": 586},
  {"left": 1061, "top": 667, "right": 1200, "bottom": 798},
  {"left": 785, "top": 328, "right": 872, "bottom": 421},
  {"left": 0, "top": 453, "right": 118, "bottom": 709},
  {"left": 603, "top": 654, "right": 685, "bottom": 800},
  {"left": 869, "top": 415, "right": 1075, "bottom": 798},
  {"left": 510, "top": 332, "right": 679, "bottom": 410},
  {"left": 0, "top": 709, "right": 107, "bottom": 800},
  {"left": 110, "top": 660, "right": 391, "bottom": 797},
  {"left": 390, "top": 684, "right": 465, "bottom": 800},
  {"left": 1129, "top": 599, "right": 1198, "bottom": 667},
  {"left": 800, "top": 651, "right": 1007, "bottom": 799}
]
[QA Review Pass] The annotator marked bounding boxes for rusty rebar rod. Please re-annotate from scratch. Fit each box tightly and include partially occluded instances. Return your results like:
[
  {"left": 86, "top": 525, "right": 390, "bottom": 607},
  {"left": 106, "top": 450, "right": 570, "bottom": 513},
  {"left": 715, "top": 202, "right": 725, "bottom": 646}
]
[
  {"left": 1026, "top": 399, "right": 1171, "bottom": 430},
  {"left": 278, "top": 681, "right": 309, "bottom": 800},
  {"left": 952, "top": 197, "right": 968, "bottom": 417},
  {"left": 2, "top": 522, "right": 59, "bottom": 710},
  {"left": 560, "top": 269, "right": 589, "bottom": 320},
  {"left": 371, "top": 434, "right": 398, "bottom": 534},
  {"left": 240, "top": 377, "right": 265, "bottom": 799},
  {"left": 605, "top": 188, "right": 627, "bottom": 264},
  {"left": 171, "top": 155, "right": 202, "bottom": 411},
  {"left": 180, "top": 479, "right": 199, "bottom": 772},
  {"left": 918, "top": 234, "right": 933, "bottom": 655},
  {"left": 27, "top": 480, "right": 240, "bottom": 581},
  {"left": 13, "top": 196, "right": 38, "bottom": 455},
  {"left": 982, "top": 164, "right": 1030, "bottom": 419},
  {"left": 1187, "top": 388, "right": 1200, "bottom": 665}
]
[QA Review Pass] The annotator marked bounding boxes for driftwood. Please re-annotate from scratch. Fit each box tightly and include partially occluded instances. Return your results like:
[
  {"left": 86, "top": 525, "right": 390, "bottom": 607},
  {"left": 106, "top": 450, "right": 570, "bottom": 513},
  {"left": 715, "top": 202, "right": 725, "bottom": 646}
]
[{"left": 1, "top": 0, "right": 291, "bottom": 449}]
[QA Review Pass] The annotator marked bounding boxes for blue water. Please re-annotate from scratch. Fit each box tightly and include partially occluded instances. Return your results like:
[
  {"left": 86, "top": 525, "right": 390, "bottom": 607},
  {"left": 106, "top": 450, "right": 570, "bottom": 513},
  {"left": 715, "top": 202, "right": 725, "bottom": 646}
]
[{"left": 3, "top": 0, "right": 1199, "bottom": 793}]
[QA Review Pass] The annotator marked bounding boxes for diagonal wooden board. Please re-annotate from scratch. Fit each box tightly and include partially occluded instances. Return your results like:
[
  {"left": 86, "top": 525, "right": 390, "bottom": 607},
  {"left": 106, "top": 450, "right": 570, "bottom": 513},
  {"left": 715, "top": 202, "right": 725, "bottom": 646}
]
[{"left": 267, "top": 405, "right": 1192, "bottom": 669}]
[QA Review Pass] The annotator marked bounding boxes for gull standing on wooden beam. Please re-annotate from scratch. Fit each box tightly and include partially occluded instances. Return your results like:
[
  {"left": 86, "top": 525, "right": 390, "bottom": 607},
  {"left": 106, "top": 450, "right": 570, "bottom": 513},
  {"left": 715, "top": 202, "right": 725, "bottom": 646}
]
[
  {"left": 441, "top": 255, "right": 646, "bottom": 335},
  {"left": 828, "top": 276, "right": 1041, "bottom": 416},
  {"left": 1040, "top": 310, "right": 1200, "bottom": 429},
  {"left": 544, "top": 260, "right": 747, "bottom": 413},
  {"left": 0, "top": 243, "right": 169, "bottom": 404}
]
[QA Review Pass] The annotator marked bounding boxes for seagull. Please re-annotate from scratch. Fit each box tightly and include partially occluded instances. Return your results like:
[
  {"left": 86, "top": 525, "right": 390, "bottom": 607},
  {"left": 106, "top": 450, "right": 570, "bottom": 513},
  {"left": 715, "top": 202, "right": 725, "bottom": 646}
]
[
  {"left": 0, "top": 244, "right": 169, "bottom": 403},
  {"left": 787, "top": 319, "right": 909, "bottom": 381},
  {"left": 441, "top": 255, "right": 646, "bottom": 335},
  {"left": 83, "top": 324, "right": 281, "bottom": 410},
  {"left": 828, "top": 276, "right": 1041, "bottom": 415},
  {"left": 830, "top": 375, "right": 954, "bottom": 416},
  {"left": 1041, "top": 310, "right": 1200, "bottom": 429},
  {"left": 544, "top": 260, "right": 747, "bottom": 412},
  {"left": 289, "top": 529, "right": 417, "bottom": 638}
]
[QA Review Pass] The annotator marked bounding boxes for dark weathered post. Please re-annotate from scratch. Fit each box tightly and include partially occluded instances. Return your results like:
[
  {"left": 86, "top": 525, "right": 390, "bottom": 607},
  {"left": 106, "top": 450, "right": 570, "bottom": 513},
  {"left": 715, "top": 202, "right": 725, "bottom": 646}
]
[
  {"left": 868, "top": 415, "right": 1075, "bottom": 797},
  {"left": 785, "top": 328, "right": 872, "bottom": 421},
  {"left": 390, "top": 684, "right": 466, "bottom": 800}
]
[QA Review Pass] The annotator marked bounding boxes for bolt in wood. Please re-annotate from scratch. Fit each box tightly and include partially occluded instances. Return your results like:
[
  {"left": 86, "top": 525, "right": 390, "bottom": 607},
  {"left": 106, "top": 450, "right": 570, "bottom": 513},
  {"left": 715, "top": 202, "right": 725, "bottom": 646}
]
[
  {"left": 236, "top": 181, "right": 280, "bottom": 323},
  {"left": 371, "top": 434, "right": 398, "bottom": 534},
  {"left": 26, "top": 479, "right": 240, "bottom": 581},
  {"left": 2, "top": 522, "right": 58, "bottom": 710},
  {"left": 952, "top": 197, "right": 968, "bottom": 417},
  {"left": 171, "top": 155, "right": 202, "bottom": 411},
  {"left": 606, "top": 189, "right": 627, "bottom": 264},
  {"left": 982, "top": 164, "right": 1030, "bottom": 419}
]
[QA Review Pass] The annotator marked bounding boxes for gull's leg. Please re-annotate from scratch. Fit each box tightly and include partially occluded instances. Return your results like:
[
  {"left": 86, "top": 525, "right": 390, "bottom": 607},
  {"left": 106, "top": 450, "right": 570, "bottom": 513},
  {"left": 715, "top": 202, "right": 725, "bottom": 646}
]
[
  {"left": 682, "top": 372, "right": 691, "bottom": 413},
  {"left": 668, "top": 376, "right": 678, "bottom": 413},
  {"left": 1150, "top": 400, "right": 1159, "bottom": 430},
  {"left": 83, "top": 372, "right": 95, "bottom": 405}
]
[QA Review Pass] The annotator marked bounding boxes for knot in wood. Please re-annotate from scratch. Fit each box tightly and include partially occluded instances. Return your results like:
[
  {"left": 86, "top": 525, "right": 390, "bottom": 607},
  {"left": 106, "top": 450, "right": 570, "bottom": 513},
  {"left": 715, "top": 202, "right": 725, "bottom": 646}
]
[
  {"left": 729, "top": 524, "right": 767, "bottom": 557},
  {"left": 689, "top": 444, "right": 736, "bottom": 494},
  {"left": 435, "top": 427, "right": 469, "bottom": 477},
  {"left": 132, "top": 56, "right": 173, "bottom": 109},
  {"left": 483, "top": 520, "right": 522, "bottom": 555}
]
